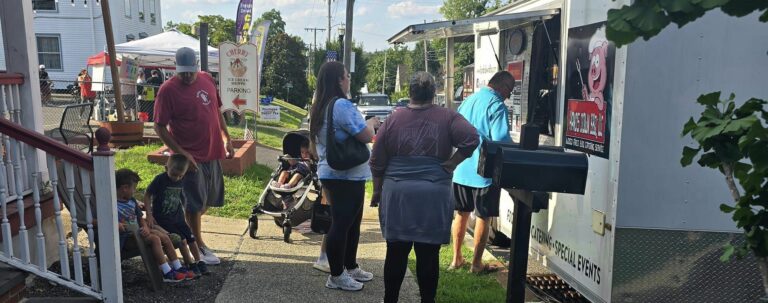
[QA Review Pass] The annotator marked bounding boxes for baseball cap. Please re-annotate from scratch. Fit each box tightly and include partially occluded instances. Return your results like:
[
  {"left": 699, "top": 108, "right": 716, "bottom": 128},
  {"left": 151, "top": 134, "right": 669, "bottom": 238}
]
[
  {"left": 39, "top": 65, "right": 45, "bottom": 69},
  {"left": 175, "top": 47, "right": 198, "bottom": 73}
]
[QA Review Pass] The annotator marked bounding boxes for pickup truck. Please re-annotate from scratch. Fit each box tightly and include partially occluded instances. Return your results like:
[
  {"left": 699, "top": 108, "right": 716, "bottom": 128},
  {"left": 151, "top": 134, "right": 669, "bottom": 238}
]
[{"left": 355, "top": 93, "right": 394, "bottom": 126}]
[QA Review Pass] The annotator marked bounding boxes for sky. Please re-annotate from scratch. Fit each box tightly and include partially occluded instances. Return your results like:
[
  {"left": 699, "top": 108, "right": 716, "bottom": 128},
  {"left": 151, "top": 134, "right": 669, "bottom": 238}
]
[{"left": 161, "top": 0, "right": 446, "bottom": 52}]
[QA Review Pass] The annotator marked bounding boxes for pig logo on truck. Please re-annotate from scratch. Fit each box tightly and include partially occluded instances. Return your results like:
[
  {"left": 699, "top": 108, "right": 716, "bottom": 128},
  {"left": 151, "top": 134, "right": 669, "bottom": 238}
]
[{"left": 564, "top": 22, "right": 615, "bottom": 159}]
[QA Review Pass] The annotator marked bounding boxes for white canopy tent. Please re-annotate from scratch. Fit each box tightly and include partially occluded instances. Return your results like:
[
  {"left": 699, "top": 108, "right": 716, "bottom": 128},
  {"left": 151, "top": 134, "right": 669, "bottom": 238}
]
[{"left": 115, "top": 30, "right": 220, "bottom": 72}]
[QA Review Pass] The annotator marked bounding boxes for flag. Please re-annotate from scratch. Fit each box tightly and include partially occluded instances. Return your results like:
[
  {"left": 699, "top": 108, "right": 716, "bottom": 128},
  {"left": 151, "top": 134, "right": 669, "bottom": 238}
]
[
  {"left": 249, "top": 20, "right": 271, "bottom": 112},
  {"left": 235, "top": 0, "right": 253, "bottom": 44},
  {"left": 326, "top": 51, "right": 338, "bottom": 62}
]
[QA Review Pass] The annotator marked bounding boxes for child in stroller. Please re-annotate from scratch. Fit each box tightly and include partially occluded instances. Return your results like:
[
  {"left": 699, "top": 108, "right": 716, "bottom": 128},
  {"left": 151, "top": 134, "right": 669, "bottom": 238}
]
[{"left": 272, "top": 139, "right": 311, "bottom": 190}]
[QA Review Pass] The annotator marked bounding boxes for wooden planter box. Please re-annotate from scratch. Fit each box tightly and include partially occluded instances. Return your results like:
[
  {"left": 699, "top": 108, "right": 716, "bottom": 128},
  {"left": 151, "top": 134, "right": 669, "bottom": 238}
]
[
  {"left": 99, "top": 121, "right": 144, "bottom": 148},
  {"left": 146, "top": 140, "right": 257, "bottom": 176}
]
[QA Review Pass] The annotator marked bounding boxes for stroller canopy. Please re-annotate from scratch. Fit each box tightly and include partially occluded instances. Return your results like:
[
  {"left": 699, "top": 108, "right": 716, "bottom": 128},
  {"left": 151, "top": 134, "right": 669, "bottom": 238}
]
[{"left": 283, "top": 130, "right": 310, "bottom": 158}]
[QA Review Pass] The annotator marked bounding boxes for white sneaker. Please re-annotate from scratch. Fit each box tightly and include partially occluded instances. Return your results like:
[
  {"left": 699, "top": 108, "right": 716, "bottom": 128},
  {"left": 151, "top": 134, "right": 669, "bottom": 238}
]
[
  {"left": 325, "top": 272, "right": 364, "bottom": 291},
  {"left": 346, "top": 267, "right": 374, "bottom": 282},
  {"left": 200, "top": 246, "right": 221, "bottom": 265},
  {"left": 313, "top": 258, "right": 330, "bottom": 273}
]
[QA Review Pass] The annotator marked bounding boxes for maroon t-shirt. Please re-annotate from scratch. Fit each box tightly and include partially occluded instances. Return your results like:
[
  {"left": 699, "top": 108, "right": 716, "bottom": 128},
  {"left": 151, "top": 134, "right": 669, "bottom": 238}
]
[
  {"left": 370, "top": 105, "right": 479, "bottom": 177},
  {"left": 154, "top": 72, "right": 225, "bottom": 162}
]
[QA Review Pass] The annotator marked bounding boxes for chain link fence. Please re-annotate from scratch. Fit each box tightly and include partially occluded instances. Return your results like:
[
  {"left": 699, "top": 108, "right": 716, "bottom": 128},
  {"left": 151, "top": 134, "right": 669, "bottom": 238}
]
[{"left": 42, "top": 79, "right": 160, "bottom": 135}]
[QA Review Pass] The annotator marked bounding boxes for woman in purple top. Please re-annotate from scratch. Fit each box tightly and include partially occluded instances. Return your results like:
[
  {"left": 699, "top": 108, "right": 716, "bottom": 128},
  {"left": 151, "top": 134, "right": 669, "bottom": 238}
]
[{"left": 370, "top": 72, "right": 479, "bottom": 303}]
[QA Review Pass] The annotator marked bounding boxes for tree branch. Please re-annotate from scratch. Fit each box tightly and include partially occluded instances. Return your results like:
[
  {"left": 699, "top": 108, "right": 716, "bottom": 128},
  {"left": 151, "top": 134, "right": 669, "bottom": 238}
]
[{"left": 721, "top": 163, "right": 742, "bottom": 203}]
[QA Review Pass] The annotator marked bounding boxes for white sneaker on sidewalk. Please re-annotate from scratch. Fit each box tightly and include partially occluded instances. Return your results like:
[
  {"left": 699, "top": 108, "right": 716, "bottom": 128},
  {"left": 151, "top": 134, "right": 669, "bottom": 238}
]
[
  {"left": 313, "top": 258, "right": 330, "bottom": 273},
  {"left": 325, "top": 272, "right": 364, "bottom": 291},
  {"left": 346, "top": 267, "right": 374, "bottom": 282},
  {"left": 200, "top": 246, "right": 221, "bottom": 265}
]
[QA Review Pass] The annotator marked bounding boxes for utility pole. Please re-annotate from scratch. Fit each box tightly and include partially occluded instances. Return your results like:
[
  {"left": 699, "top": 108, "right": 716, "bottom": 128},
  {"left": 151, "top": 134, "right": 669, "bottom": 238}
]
[
  {"left": 382, "top": 49, "right": 387, "bottom": 93},
  {"left": 327, "top": 0, "right": 332, "bottom": 46},
  {"left": 423, "top": 20, "right": 428, "bottom": 73},
  {"left": 343, "top": 0, "right": 354, "bottom": 69},
  {"left": 305, "top": 27, "right": 325, "bottom": 74}
]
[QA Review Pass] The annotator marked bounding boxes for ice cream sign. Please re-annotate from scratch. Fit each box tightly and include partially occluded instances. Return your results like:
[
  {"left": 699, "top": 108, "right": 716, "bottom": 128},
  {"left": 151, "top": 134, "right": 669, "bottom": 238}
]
[
  {"left": 563, "top": 22, "right": 615, "bottom": 159},
  {"left": 219, "top": 42, "right": 259, "bottom": 113}
]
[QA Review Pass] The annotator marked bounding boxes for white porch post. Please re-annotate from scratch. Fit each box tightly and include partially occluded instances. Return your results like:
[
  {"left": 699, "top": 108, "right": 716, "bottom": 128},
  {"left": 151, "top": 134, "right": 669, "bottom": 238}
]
[
  {"left": 93, "top": 130, "right": 122, "bottom": 303},
  {"left": 0, "top": 0, "right": 45, "bottom": 176}
]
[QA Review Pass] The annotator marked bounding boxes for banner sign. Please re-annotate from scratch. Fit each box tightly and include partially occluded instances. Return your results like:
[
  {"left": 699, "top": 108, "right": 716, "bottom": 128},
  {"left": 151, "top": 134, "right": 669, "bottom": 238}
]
[
  {"left": 563, "top": 22, "right": 615, "bottom": 159},
  {"left": 260, "top": 105, "right": 280, "bottom": 122},
  {"left": 219, "top": 42, "right": 259, "bottom": 114},
  {"left": 235, "top": 0, "right": 253, "bottom": 44},
  {"left": 506, "top": 61, "right": 524, "bottom": 134}
]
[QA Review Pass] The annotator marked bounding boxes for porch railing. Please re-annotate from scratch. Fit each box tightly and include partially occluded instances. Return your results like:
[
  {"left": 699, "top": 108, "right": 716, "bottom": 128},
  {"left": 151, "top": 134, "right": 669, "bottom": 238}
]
[
  {"left": 0, "top": 73, "right": 32, "bottom": 203},
  {"left": 0, "top": 74, "right": 122, "bottom": 302}
]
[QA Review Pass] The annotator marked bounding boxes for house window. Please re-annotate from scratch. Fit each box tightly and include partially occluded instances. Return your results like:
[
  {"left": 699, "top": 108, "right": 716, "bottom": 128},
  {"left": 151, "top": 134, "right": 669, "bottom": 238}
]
[
  {"left": 32, "top": 0, "right": 57, "bottom": 11},
  {"left": 36, "top": 35, "right": 62, "bottom": 70},
  {"left": 139, "top": 32, "right": 148, "bottom": 39},
  {"left": 124, "top": 0, "right": 131, "bottom": 18},
  {"left": 149, "top": 0, "right": 156, "bottom": 24},
  {"left": 138, "top": 0, "right": 145, "bottom": 22},
  {"left": 126, "top": 34, "right": 136, "bottom": 42}
]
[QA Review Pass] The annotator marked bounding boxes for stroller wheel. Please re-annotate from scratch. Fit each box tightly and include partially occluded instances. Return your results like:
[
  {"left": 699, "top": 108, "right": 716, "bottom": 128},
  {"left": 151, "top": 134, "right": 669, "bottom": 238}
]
[
  {"left": 274, "top": 217, "right": 284, "bottom": 227},
  {"left": 248, "top": 217, "right": 258, "bottom": 239},
  {"left": 283, "top": 224, "right": 291, "bottom": 243}
]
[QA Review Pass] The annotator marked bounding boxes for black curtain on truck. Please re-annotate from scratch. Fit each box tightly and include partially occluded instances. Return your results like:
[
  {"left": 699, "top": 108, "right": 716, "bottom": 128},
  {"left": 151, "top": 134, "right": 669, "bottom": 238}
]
[{"left": 527, "top": 15, "right": 561, "bottom": 136}]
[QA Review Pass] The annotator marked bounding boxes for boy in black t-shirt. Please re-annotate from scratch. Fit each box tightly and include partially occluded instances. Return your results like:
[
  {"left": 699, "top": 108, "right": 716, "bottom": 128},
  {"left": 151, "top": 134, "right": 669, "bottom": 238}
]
[{"left": 145, "top": 154, "right": 210, "bottom": 276}]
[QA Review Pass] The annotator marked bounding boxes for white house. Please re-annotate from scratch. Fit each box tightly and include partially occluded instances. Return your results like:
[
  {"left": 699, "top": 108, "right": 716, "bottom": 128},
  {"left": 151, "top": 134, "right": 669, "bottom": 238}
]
[{"left": 0, "top": 0, "right": 163, "bottom": 81}]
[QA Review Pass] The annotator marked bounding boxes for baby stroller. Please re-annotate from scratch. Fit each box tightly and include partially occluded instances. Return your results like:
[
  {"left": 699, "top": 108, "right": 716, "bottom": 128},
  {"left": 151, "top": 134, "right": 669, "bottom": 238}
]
[{"left": 247, "top": 130, "right": 323, "bottom": 243}]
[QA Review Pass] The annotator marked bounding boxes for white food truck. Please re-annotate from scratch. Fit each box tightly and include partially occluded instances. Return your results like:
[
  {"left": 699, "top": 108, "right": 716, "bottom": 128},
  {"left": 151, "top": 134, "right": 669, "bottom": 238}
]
[{"left": 389, "top": 0, "right": 768, "bottom": 302}]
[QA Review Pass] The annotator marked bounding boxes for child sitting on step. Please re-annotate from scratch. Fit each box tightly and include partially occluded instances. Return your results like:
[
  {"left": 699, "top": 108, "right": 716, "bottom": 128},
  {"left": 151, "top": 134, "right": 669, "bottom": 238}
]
[
  {"left": 115, "top": 169, "right": 192, "bottom": 282},
  {"left": 145, "top": 154, "right": 210, "bottom": 276}
]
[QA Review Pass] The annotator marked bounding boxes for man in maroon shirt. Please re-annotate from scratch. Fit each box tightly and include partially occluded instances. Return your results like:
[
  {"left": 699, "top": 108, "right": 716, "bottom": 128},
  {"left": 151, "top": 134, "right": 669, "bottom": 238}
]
[{"left": 152, "top": 47, "right": 234, "bottom": 265}]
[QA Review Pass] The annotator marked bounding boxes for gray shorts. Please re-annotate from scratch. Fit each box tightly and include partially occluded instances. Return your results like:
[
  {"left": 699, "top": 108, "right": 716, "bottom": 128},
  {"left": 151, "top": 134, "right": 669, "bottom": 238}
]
[{"left": 183, "top": 160, "right": 224, "bottom": 213}]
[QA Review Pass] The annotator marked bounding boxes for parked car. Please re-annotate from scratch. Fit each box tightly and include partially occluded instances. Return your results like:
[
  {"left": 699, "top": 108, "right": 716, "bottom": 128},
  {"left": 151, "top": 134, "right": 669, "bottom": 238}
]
[
  {"left": 355, "top": 93, "right": 393, "bottom": 127},
  {"left": 393, "top": 98, "right": 408, "bottom": 112}
]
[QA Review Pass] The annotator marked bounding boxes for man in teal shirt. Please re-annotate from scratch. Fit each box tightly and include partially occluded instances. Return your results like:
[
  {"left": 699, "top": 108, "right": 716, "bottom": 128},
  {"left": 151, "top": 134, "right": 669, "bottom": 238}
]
[{"left": 450, "top": 71, "right": 514, "bottom": 273}]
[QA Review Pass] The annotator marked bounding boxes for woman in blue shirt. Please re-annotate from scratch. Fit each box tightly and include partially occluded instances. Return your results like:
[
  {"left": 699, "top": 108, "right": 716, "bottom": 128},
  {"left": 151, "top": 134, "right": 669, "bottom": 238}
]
[{"left": 309, "top": 61, "right": 379, "bottom": 292}]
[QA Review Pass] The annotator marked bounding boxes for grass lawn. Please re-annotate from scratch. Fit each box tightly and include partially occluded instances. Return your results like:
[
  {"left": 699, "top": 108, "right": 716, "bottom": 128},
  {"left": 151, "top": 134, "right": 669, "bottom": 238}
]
[
  {"left": 115, "top": 143, "right": 273, "bottom": 219},
  {"left": 408, "top": 244, "right": 507, "bottom": 303},
  {"left": 224, "top": 99, "right": 308, "bottom": 150}
]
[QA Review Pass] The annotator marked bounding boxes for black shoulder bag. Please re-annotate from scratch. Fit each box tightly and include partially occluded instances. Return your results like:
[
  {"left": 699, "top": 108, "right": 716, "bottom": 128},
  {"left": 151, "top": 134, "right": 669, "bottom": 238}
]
[{"left": 325, "top": 98, "right": 370, "bottom": 170}]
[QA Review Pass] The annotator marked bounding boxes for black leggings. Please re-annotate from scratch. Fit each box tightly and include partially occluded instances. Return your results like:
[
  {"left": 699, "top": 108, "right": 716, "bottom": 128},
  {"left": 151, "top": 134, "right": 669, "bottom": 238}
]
[
  {"left": 322, "top": 179, "right": 365, "bottom": 276},
  {"left": 384, "top": 241, "right": 440, "bottom": 303}
]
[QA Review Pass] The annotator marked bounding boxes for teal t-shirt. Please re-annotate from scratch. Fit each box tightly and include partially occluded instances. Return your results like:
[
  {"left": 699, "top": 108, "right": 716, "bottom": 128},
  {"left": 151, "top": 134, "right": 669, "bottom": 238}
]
[{"left": 453, "top": 87, "right": 512, "bottom": 188}]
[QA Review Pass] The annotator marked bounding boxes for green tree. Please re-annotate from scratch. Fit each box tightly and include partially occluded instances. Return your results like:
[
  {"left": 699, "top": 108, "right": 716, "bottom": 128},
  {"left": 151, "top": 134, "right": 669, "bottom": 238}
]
[
  {"left": 605, "top": 1, "right": 768, "bottom": 297},
  {"left": 163, "top": 15, "right": 235, "bottom": 47},
  {"left": 262, "top": 33, "right": 310, "bottom": 107},
  {"left": 308, "top": 40, "right": 367, "bottom": 98},
  {"left": 439, "top": 0, "right": 492, "bottom": 19},
  {"left": 255, "top": 9, "right": 287, "bottom": 38}
]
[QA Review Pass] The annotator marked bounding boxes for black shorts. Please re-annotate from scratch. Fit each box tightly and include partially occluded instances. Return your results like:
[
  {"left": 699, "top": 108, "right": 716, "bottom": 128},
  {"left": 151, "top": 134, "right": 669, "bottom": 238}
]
[
  {"left": 453, "top": 183, "right": 501, "bottom": 218},
  {"left": 158, "top": 221, "right": 196, "bottom": 243}
]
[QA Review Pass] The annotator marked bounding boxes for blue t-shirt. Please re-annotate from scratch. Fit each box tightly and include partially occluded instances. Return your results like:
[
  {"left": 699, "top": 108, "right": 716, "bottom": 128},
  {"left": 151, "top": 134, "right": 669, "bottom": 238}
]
[
  {"left": 117, "top": 198, "right": 143, "bottom": 243},
  {"left": 315, "top": 98, "right": 372, "bottom": 181},
  {"left": 146, "top": 172, "right": 186, "bottom": 225},
  {"left": 453, "top": 87, "right": 512, "bottom": 188}
]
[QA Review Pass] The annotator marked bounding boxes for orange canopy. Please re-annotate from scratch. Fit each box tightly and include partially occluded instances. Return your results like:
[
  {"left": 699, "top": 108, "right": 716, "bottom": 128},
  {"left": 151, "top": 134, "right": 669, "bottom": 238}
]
[{"left": 86, "top": 51, "right": 121, "bottom": 66}]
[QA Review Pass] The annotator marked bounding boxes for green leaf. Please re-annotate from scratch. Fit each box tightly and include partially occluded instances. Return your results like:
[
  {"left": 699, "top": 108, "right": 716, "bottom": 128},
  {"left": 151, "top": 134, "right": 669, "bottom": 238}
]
[
  {"left": 721, "top": 244, "right": 735, "bottom": 261},
  {"left": 721, "top": 0, "right": 768, "bottom": 18},
  {"left": 734, "top": 98, "right": 767, "bottom": 118},
  {"left": 699, "top": 0, "right": 730, "bottom": 9},
  {"left": 692, "top": 122, "right": 727, "bottom": 142},
  {"left": 661, "top": 0, "right": 698, "bottom": 13},
  {"left": 681, "top": 146, "right": 701, "bottom": 166},
  {"left": 724, "top": 116, "right": 759, "bottom": 133},
  {"left": 761, "top": 9, "right": 768, "bottom": 22},
  {"left": 720, "top": 203, "right": 737, "bottom": 213},
  {"left": 749, "top": 142, "right": 768, "bottom": 173},
  {"left": 698, "top": 92, "right": 722, "bottom": 106},
  {"left": 682, "top": 117, "right": 698, "bottom": 136},
  {"left": 629, "top": 5, "right": 672, "bottom": 33},
  {"left": 697, "top": 152, "right": 721, "bottom": 168},
  {"left": 733, "top": 161, "right": 753, "bottom": 181}
]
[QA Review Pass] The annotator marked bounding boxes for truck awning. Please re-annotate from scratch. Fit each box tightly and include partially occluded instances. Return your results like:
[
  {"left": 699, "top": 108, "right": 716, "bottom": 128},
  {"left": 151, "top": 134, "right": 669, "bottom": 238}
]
[{"left": 388, "top": 8, "right": 559, "bottom": 44}]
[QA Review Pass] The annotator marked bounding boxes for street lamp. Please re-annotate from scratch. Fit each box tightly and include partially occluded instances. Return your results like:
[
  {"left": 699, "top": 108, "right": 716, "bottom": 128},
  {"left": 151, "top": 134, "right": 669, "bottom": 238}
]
[{"left": 285, "top": 82, "right": 293, "bottom": 102}]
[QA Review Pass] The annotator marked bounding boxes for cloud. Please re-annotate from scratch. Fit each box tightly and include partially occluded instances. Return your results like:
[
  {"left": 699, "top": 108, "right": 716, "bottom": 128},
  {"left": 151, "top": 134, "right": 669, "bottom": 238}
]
[
  {"left": 356, "top": 6, "right": 369, "bottom": 16},
  {"left": 387, "top": 1, "right": 440, "bottom": 18},
  {"left": 287, "top": 7, "right": 326, "bottom": 20},
  {"left": 274, "top": 0, "right": 298, "bottom": 6},
  {"left": 361, "top": 23, "right": 376, "bottom": 32},
  {"left": 181, "top": 10, "right": 205, "bottom": 21}
]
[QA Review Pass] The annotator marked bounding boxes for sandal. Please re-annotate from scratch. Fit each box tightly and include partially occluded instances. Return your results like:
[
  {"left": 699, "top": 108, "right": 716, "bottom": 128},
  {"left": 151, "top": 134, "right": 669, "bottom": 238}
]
[
  {"left": 470, "top": 263, "right": 502, "bottom": 275},
  {"left": 447, "top": 260, "right": 467, "bottom": 271}
]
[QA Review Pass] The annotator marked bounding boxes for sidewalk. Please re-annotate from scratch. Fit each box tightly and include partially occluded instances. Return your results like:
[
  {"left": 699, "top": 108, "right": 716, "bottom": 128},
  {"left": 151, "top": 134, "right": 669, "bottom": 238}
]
[{"left": 203, "top": 208, "right": 421, "bottom": 303}]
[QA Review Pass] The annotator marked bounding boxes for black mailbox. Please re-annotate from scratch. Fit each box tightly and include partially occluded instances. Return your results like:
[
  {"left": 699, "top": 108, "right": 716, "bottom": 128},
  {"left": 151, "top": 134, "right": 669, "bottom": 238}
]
[
  {"left": 478, "top": 141, "right": 565, "bottom": 178},
  {"left": 492, "top": 147, "right": 588, "bottom": 195}
]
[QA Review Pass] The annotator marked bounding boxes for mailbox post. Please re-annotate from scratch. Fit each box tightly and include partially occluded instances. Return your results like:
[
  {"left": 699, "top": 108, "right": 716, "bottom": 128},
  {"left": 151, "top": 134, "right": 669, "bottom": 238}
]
[{"left": 482, "top": 124, "right": 589, "bottom": 303}]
